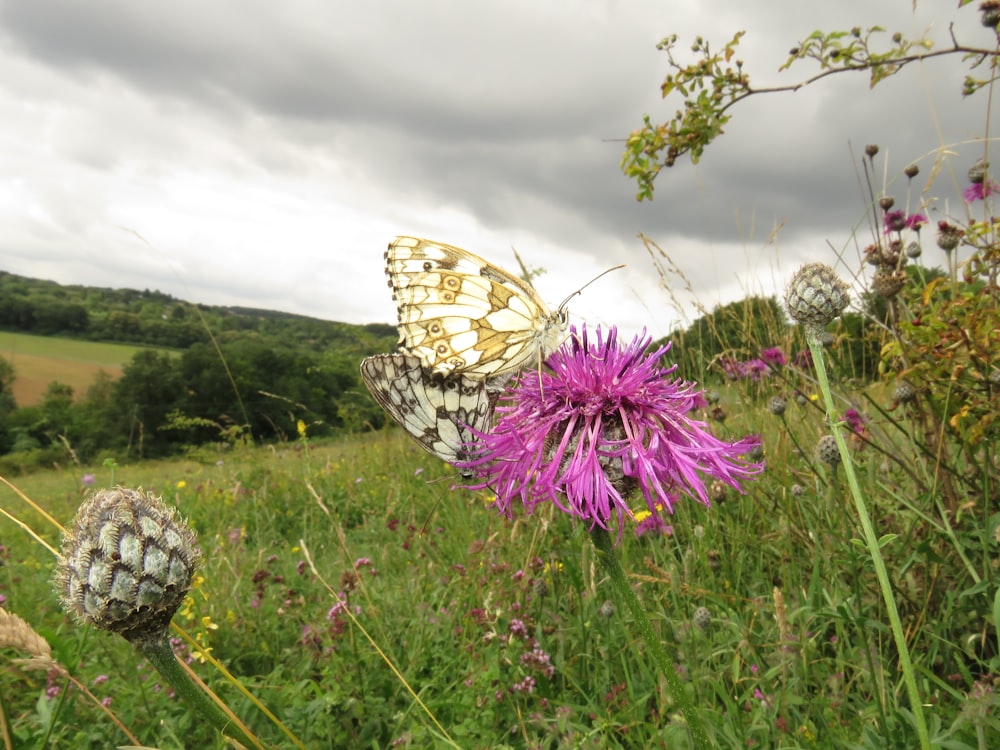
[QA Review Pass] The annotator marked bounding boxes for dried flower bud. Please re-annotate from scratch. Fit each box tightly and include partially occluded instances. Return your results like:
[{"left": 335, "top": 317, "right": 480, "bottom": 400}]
[
  {"left": 598, "top": 600, "right": 615, "bottom": 618},
  {"left": 894, "top": 381, "right": 916, "bottom": 404},
  {"left": 905, "top": 242, "right": 922, "bottom": 259},
  {"left": 816, "top": 435, "right": 841, "bottom": 466},
  {"left": 904, "top": 164, "right": 920, "bottom": 179},
  {"left": 693, "top": 606, "right": 712, "bottom": 631},
  {"left": 767, "top": 396, "right": 787, "bottom": 416},
  {"left": 872, "top": 269, "right": 907, "bottom": 299},
  {"left": 982, "top": 1, "right": 1000, "bottom": 29},
  {"left": 865, "top": 144, "right": 879, "bottom": 159},
  {"left": 55, "top": 487, "right": 201, "bottom": 643},
  {"left": 937, "top": 232, "right": 960, "bottom": 252},
  {"left": 785, "top": 263, "right": 850, "bottom": 333},
  {"left": 968, "top": 158, "right": 989, "bottom": 184},
  {"left": 878, "top": 196, "right": 895, "bottom": 212},
  {"left": 790, "top": 483, "right": 804, "bottom": 497}
]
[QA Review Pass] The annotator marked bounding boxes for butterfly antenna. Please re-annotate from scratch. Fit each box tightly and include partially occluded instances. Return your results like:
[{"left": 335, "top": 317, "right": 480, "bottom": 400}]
[{"left": 556, "top": 264, "right": 626, "bottom": 312}]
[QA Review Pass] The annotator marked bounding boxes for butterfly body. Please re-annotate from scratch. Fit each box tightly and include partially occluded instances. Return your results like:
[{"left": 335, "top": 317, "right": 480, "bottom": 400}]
[
  {"left": 360, "top": 353, "right": 496, "bottom": 472},
  {"left": 386, "top": 236, "right": 567, "bottom": 379}
]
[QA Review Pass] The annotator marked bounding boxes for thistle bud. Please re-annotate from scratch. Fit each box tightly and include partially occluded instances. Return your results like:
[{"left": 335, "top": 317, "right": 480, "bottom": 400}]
[
  {"left": 55, "top": 487, "right": 201, "bottom": 644},
  {"left": 767, "top": 396, "right": 787, "bottom": 416},
  {"left": 816, "top": 435, "right": 841, "bottom": 466},
  {"left": 785, "top": 263, "right": 850, "bottom": 334}
]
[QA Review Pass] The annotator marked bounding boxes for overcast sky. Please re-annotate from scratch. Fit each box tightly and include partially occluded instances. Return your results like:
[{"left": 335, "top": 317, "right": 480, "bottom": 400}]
[{"left": 0, "top": 0, "right": 994, "bottom": 341}]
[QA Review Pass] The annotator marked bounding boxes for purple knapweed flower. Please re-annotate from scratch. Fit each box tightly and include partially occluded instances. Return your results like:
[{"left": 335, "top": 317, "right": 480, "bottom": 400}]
[
  {"left": 742, "top": 358, "right": 772, "bottom": 381},
  {"left": 844, "top": 408, "right": 867, "bottom": 435},
  {"left": 81, "top": 473, "right": 95, "bottom": 486},
  {"left": 963, "top": 180, "right": 1000, "bottom": 202},
  {"left": 760, "top": 347, "right": 786, "bottom": 367},
  {"left": 883, "top": 210, "right": 907, "bottom": 234},
  {"left": 905, "top": 213, "right": 927, "bottom": 231},
  {"left": 461, "top": 326, "right": 762, "bottom": 538}
]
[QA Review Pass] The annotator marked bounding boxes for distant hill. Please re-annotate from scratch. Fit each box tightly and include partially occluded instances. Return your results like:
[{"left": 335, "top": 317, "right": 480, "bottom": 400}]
[{"left": 0, "top": 269, "right": 396, "bottom": 352}]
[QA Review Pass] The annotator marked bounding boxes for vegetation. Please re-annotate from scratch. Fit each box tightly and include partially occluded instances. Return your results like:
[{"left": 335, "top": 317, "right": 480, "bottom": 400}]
[
  {"left": 0, "top": 272, "right": 396, "bottom": 472},
  {"left": 1, "top": 2, "right": 999, "bottom": 748}
]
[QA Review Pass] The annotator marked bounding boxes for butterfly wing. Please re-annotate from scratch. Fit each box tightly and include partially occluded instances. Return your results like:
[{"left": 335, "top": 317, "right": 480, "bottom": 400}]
[
  {"left": 386, "top": 236, "right": 567, "bottom": 379},
  {"left": 360, "top": 353, "right": 496, "bottom": 471}
]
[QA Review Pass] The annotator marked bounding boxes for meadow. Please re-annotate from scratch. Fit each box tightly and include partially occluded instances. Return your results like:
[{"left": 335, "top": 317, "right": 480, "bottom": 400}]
[
  {"left": 0, "top": 306, "right": 996, "bottom": 749},
  {"left": 0, "top": 332, "right": 155, "bottom": 406},
  {"left": 2, "top": 11, "right": 999, "bottom": 744}
]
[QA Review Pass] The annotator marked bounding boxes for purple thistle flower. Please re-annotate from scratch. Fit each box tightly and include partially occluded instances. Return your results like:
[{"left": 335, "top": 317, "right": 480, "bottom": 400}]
[
  {"left": 883, "top": 210, "right": 907, "bottom": 234},
  {"left": 461, "top": 326, "right": 762, "bottom": 538},
  {"left": 904, "top": 213, "right": 927, "bottom": 231},
  {"left": 963, "top": 180, "right": 1000, "bottom": 202},
  {"left": 742, "top": 358, "right": 771, "bottom": 381},
  {"left": 844, "top": 408, "right": 867, "bottom": 435},
  {"left": 760, "top": 347, "right": 786, "bottom": 367}
]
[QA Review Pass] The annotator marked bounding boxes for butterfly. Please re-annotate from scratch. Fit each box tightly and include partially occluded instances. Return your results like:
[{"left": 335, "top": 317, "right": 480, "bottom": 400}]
[
  {"left": 360, "top": 352, "right": 497, "bottom": 473},
  {"left": 385, "top": 236, "right": 568, "bottom": 379}
]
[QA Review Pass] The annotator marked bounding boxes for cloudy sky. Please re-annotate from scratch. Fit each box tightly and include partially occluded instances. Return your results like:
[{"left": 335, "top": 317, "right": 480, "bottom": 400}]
[{"left": 0, "top": 0, "right": 994, "bottom": 340}]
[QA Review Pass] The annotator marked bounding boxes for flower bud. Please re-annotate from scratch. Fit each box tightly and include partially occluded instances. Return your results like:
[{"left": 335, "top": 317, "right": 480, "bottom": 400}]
[
  {"left": 816, "top": 435, "right": 841, "bottom": 466},
  {"left": 55, "top": 487, "right": 201, "bottom": 643},
  {"left": 785, "top": 263, "right": 850, "bottom": 333}
]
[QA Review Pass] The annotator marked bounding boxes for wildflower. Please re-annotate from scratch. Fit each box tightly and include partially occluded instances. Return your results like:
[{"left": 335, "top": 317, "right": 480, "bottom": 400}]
[
  {"left": 785, "top": 263, "right": 850, "bottom": 336},
  {"left": 693, "top": 606, "right": 712, "bottom": 631},
  {"left": 461, "top": 326, "right": 761, "bottom": 537},
  {"left": 843, "top": 408, "right": 867, "bottom": 435},
  {"left": 766, "top": 396, "right": 787, "bottom": 416},
  {"left": 937, "top": 220, "right": 964, "bottom": 252},
  {"left": 816, "top": 435, "right": 841, "bottom": 466},
  {"left": 905, "top": 213, "right": 927, "bottom": 231},
  {"left": 81, "top": 474, "right": 96, "bottom": 486},
  {"left": 54, "top": 487, "right": 201, "bottom": 644},
  {"left": 963, "top": 180, "right": 999, "bottom": 202},
  {"left": 760, "top": 347, "right": 786, "bottom": 367},
  {"left": 883, "top": 210, "right": 906, "bottom": 234},
  {"left": 634, "top": 510, "right": 673, "bottom": 538}
]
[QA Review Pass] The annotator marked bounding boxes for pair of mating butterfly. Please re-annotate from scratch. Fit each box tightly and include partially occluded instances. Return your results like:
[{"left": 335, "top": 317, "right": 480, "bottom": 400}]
[{"left": 360, "top": 236, "right": 575, "bottom": 471}]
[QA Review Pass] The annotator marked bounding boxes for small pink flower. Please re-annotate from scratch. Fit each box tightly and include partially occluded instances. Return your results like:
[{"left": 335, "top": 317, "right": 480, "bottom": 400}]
[{"left": 963, "top": 180, "right": 1000, "bottom": 202}]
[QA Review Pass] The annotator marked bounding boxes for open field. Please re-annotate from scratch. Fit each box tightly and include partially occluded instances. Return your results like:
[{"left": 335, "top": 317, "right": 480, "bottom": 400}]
[{"left": 0, "top": 331, "right": 163, "bottom": 406}]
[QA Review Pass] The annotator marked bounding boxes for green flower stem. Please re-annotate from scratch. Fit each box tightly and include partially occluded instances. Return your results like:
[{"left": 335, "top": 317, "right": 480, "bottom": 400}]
[
  {"left": 806, "top": 334, "right": 930, "bottom": 750},
  {"left": 133, "top": 632, "right": 259, "bottom": 749},
  {"left": 591, "top": 527, "right": 709, "bottom": 749}
]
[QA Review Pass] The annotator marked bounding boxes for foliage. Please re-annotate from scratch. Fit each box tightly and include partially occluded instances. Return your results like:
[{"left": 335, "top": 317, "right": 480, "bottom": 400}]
[{"left": 622, "top": 4, "right": 1000, "bottom": 200}]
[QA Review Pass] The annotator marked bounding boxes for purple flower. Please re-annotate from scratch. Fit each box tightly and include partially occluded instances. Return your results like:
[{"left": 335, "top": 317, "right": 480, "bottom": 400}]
[
  {"left": 905, "top": 213, "right": 927, "bottom": 231},
  {"left": 81, "top": 473, "right": 96, "bottom": 486},
  {"left": 742, "top": 359, "right": 771, "bottom": 381},
  {"left": 844, "top": 408, "right": 868, "bottom": 437},
  {"left": 461, "top": 326, "right": 762, "bottom": 538},
  {"left": 760, "top": 347, "right": 787, "bottom": 367},
  {"left": 963, "top": 180, "right": 1000, "bottom": 202},
  {"left": 883, "top": 210, "right": 907, "bottom": 234}
]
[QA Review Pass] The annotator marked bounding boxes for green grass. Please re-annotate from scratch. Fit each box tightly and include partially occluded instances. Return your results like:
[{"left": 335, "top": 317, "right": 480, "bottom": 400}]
[
  {"left": 1, "top": 361, "right": 996, "bottom": 750},
  {"left": 0, "top": 331, "right": 167, "bottom": 406}
]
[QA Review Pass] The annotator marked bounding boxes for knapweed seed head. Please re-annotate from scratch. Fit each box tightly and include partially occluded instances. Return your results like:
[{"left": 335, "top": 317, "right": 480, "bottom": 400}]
[
  {"left": 872, "top": 269, "right": 907, "bottom": 299},
  {"left": 785, "top": 263, "right": 850, "bottom": 336},
  {"left": 894, "top": 380, "right": 917, "bottom": 404},
  {"left": 461, "top": 326, "right": 762, "bottom": 540},
  {"left": 816, "top": 435, "right": 841, "bottom": 466},
  {"left": 693, "top": 606, "right": 712, "bottom": 631},
  {"left": 54, "top": 487, "right": 201, "bottom": 644},
  {"left": 767, "top": 396, "right": 787, "bottom": 416}
]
